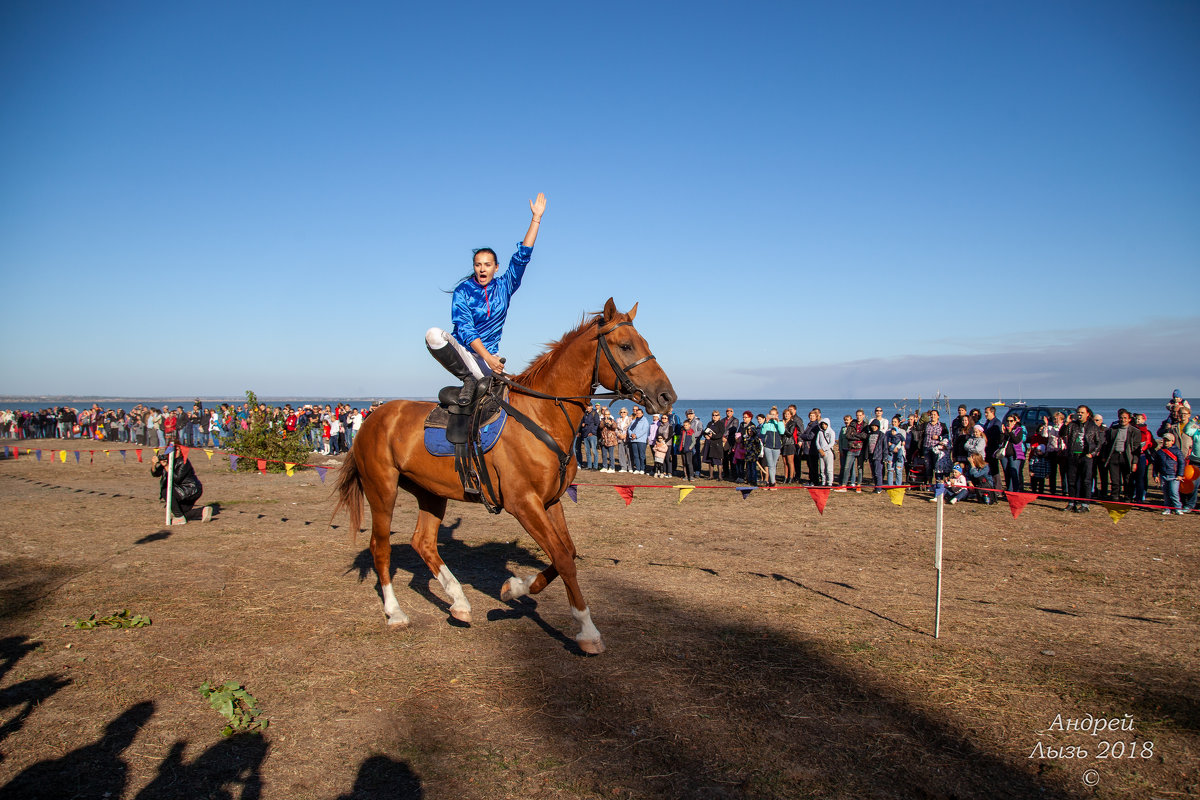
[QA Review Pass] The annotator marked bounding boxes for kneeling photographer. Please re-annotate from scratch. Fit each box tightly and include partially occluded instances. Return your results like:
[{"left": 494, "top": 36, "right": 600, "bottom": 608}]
[{"left": 151, "top": 441, "right": 208, "bottom": 524}]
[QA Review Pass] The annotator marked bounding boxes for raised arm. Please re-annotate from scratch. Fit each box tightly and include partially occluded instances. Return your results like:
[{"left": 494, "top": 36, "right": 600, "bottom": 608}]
[{"left": 521, "top": 193, "right": 547, "bottom": 248}]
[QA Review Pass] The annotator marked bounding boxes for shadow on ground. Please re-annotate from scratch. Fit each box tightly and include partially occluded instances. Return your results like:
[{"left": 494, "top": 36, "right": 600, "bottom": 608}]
[{"left": 0, "top": 698, "right": 422, "bottom": 800}]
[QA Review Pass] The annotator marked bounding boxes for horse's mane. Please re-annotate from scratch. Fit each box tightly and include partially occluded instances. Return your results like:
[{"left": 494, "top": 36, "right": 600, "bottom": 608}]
[{"left": 512, "top": 312, "right": 604, "bottom": 387}]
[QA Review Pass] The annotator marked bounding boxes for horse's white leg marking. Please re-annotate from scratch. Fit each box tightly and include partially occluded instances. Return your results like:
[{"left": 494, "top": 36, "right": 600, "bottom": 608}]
[
  {"left": 500, "top": 573, "right": 538, "bottom": 601},
  {"left": 572, "top": 606, "right": 605, "bottom": 654},
  {"left": 381, "top": 584, "right": 410, "bottom": 627},
  {"left": 436, "top": 564, "right": 472, "bottom": 622}
]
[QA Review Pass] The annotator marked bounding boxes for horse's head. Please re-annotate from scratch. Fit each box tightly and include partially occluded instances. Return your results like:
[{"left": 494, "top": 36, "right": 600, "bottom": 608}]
[{"left": 595, "top": 298, "right": 677, "bottom": 414}]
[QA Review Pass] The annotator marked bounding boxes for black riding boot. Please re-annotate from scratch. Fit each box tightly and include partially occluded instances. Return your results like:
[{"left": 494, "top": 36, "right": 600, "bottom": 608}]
[{"left": 428, "top": 344, "right": 477, "bottom": 406}]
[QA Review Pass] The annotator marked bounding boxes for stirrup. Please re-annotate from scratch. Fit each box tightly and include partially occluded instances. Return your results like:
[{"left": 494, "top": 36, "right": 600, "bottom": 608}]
[{"left": 456, "top": 377, "right": 478, "bottom": 407}]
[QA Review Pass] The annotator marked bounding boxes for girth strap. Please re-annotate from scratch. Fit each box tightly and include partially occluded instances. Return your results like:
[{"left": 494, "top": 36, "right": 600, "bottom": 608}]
[{"left": 497, "top": 396, "right": 573, "bottom": 501}]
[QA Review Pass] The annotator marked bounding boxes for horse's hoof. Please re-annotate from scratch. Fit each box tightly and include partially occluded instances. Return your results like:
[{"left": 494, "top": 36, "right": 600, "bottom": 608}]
[
  {"left": 387, "top": 616, "right": 410, "bottom": 628},
  {"left": 450, "top": 608, "right": 472, "bottom": 624},
  {"left": 577, "top": 637, "right": 606, "bottom": 655},
  {"left": 500, "top": 578, "right": 520, "bottom": 602}
]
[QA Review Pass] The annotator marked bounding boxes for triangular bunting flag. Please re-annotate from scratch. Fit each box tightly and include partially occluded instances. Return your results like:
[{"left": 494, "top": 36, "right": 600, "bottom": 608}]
[
  {"left": 807, "top": 486, "right": 831, "bottom": 515},
  {"left": 10, "top": 448, "right": 15, "bottom": 460},
  {"left": 615, "top": 485, "right": 635, "bottom": 506},
  {"left": 887, "top": 487, "right": 906, "bottom": 506},
  {"left": 204, "top": 448, "right": 214, "bottom": 461},
  {"left": 1006, "top": 491, "right": 1036, "bottom": 518},
  {"left": 285, "top": 462, "right": 295, "bottom": 476},
  {"left": 315, "top": 466, "right": 327, "bottom": 483},
  {"left": 153, "top": 447, "right": 160, "bottom": 456},
  {"left": 566, "top": 484, "right": 578, "bottom": 503},
  {"left": 676, "top": 485, "right": 695, "bottom": 504},
  {"left": 180, "top": 445, "right": 189, "bottom": 461},
  {"left": 89, "top": 451, "right": 94, "bottom": 464},
  {"left": 103, "top": 450, "right": 109, "bottom": 458},
  {"left": 35, "top": 450, "right": 42, "bottom": 461},
  {"left": 934, "top": 482, "right": 946, "bottom": 498},
  {"left": 737, "top": 486, "right": 753, "bottom": 499},
  {"left": 230, "top": 454, "right": 238, "bottom": 471},
  {"left": 1100, "top": 502, "right": 1129, "bottom": 524},
  {"left": 120, "top": 450, "right": 127, "bottom": 462},
  {"left": 2, "top": 447, "right": 8, "bottom": 458},
  {"left": 60, "top": 450, "right": 67, "bottom": 463},
  {"left": 256, "top": 459, "right": 267, "bottom": 474},
  {"left": 73, "top": 450, "right": 80, "bottom": 463},
  {"left": 135, "top": 449, "right": 143, "bottom": 463}
]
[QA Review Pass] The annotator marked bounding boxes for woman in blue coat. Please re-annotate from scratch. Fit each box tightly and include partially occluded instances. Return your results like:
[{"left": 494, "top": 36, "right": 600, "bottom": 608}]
[{"left": 426, "top": 193, "right": 547, "bottom": 404}]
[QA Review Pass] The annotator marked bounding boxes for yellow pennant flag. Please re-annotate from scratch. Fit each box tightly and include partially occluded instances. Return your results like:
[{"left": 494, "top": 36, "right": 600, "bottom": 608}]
[
  {"left": 285, "top": 462, "right": 295, "bottom": 476},
  {"left": 1101, "top": 503, "right": 1129, "bottom": 524},
  {"left": 676, "top": 485, "right": 695, "bottom": 504},
  {"left": 103, "top": 450, "right": 109, "bottom": 457},
  {"left": 886, "top": 487, "right": 906, "bottom": 506},
  {"left": 204, "top": 448, "right": 214, "bottom": 460},
  {"left": 59, "top": 450, "right": 66, "bottom": 463},
  {"left": 152, "top": 448, "right": 160, "bottom": 456}
]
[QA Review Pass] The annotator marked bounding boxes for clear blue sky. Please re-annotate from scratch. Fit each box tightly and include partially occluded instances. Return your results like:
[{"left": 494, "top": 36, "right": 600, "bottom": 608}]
[{"left": 2, "top": 1, "right": 1197, "bottom": 400}]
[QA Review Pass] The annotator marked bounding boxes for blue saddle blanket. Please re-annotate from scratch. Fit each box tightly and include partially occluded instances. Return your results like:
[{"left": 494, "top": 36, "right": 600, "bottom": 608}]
[{"left": 423, "top": 409, "right": 508, "bottom": 457}]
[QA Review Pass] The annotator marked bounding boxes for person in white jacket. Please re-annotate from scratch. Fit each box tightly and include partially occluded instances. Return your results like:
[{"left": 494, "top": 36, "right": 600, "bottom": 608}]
[{"left": 815, "top": 417, "right": 836, "bottom": 486}]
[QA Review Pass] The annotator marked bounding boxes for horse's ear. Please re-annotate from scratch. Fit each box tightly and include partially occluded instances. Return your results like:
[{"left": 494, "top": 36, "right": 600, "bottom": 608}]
[
  {"left": 602, "top": 298, "right": 617, "bottom": 321},
  {"left": 628, "top": 302, "right": 638, "bottom": 321}
]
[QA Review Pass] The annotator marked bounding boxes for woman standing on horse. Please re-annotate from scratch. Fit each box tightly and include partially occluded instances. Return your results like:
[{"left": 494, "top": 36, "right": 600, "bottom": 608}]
[{"left": 425, "top": 193, "right": 547, "bottom": 405}]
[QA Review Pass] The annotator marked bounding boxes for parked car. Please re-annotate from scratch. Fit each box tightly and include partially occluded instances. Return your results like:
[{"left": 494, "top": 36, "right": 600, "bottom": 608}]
[{"left": 1005, "top": 405, "right": 1075, "bottom": 442}]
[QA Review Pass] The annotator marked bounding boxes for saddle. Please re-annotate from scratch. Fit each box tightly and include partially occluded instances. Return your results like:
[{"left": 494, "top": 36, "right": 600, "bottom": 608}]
[{"left": 423, "top": 377, "right": 507, "bottom": 511}]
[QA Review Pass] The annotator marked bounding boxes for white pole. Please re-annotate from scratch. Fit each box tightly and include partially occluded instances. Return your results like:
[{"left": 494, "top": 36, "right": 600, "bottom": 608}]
[
  {"left": 934, "top": 481, "right": 944, "bottom": 638},
  {"left": 164, "top": 447, "right": 175, "bottom": 526}
]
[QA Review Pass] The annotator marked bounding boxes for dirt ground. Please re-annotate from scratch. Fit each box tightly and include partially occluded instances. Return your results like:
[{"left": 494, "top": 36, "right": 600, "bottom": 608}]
[{"left": 0, "top": 442, "right": 1196, "bottom": 800}]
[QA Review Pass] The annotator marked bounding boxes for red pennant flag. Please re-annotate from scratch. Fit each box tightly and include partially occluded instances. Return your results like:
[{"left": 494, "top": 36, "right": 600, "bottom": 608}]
[
  {"left": 181, "top": 445, "right": 190, "bottom": 461},
  {"left": 10, "top": 447, "right": 16, "bottom": 460},
  {"left": 135, "top": 449, "right": 143, "bottom": 463},
  {"left": 615, "top": 485, "right": 635, "bottom": 506},
  {"left": 256, "top": 458, "right": 267, "bottom": 474},
  {"left": 1006, "top": 491, "right": 1036, "bottom": 518},
  {"left": 89, "top": 450, "right": 94, "bottom": 464},
  {"left": 807, "top": 486, "right": 831, "bottom": 515}
]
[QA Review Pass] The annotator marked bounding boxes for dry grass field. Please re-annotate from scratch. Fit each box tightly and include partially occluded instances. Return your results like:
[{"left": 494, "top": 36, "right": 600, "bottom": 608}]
[{"left": 0, "top": 442, "right": 1196, "bottom": 799}]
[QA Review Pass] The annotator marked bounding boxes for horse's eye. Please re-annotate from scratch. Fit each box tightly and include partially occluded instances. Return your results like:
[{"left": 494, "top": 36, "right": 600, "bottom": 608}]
[{"left": 620, "top": 343, "right": 633, "bottom": 352}]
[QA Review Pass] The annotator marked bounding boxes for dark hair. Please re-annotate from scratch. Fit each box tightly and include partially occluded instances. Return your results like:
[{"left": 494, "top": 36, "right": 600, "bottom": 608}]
[{"left": 445, "top": 248, "right": 500, "bottom": 292}]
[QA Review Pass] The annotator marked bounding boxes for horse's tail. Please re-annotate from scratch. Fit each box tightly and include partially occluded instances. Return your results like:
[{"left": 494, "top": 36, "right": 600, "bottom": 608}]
[{"left": 332, "top": 453, "right": 364, "bottom": 544}]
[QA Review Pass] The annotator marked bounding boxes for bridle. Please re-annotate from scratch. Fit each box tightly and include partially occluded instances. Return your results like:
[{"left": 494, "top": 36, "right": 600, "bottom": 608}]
[
  {"left": 493, "top": 318, "right": 658, "bottom": 408},
  {"left": 590, "top": 320, "right": 658, "bottom": 406}
]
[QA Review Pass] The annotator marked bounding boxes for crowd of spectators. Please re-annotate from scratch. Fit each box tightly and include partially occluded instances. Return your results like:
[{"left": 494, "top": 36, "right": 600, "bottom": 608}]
[
  {"left": 4, "top": 392, "right": 1196, "bottom": 513},
  {"left": 0, "top": 401, "right": 383, "bottom": 456},
  {"left": 574, "top": 393, "right": 1199, "bottom": 514}
]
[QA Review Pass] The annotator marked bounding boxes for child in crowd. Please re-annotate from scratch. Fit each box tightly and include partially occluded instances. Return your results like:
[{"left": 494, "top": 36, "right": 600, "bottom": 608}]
[
  {"left": 886, "top": 416, "right": 906, "bottom": 487},
  {"left": 1155, "top": 432, "right": 1184, "bottom": 515},
  {"left": 947, "top": 463, "right": 969, "bottom": 504},
  {"left": 652, "top": 433, "right": 670, "bottom": 477},
  {"left": 1028, "top": 444, "right": 1049, "bottom": 495},
  {"left": 816, "top": 417, "right": 836, "bottom": 486}
]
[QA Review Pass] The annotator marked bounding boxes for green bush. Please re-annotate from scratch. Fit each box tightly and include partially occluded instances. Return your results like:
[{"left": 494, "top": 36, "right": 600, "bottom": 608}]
[{"left": 221, "top": 390, "right": 313, "bottom": 473}]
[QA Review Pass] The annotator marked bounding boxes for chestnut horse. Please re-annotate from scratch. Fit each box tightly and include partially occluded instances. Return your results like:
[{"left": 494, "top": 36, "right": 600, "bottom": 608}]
[{"left": 334, "top": 299, "right": 676, "bottom": 653}]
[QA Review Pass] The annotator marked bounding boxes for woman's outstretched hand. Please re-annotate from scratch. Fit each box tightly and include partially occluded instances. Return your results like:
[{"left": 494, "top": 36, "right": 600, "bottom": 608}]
[{"left": 530, "top": 193, "right": 547, "bottom": 220}]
